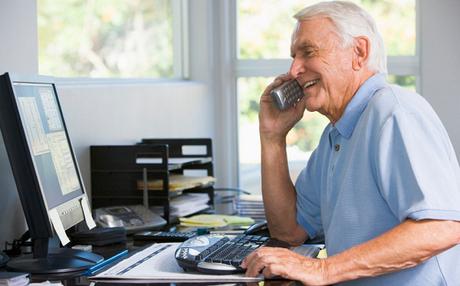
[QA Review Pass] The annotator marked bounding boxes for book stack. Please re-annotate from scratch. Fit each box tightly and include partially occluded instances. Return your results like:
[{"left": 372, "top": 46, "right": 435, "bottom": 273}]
[{"left": 233, "top": 194, "right": 266, "bottom": 222}]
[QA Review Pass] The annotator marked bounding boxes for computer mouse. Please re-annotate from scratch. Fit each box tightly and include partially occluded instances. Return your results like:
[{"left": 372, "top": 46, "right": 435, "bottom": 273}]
[{"left": 244, "top": 220, "right": 270, "bottom": 236}]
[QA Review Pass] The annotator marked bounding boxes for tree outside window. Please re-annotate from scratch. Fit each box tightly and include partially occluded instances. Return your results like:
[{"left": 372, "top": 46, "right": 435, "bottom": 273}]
[{"left": 38, "top": 0, "right": 174, "bottom": 78}]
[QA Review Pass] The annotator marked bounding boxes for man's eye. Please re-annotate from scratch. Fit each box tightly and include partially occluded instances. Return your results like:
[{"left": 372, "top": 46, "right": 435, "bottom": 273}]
[{"left": 303, "top": 50, "right": 314, "bottom": 57}]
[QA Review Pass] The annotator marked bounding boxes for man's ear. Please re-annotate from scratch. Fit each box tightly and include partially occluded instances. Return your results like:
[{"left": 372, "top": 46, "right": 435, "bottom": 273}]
[{"left": 352, "top": 36, "right": 370, "bottom": 71}]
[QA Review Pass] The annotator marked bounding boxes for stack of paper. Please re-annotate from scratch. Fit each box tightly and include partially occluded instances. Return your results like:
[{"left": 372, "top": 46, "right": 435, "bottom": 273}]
[
  {"left": 233, "top": 194, "right": 266, "bottom": 221},
  {"left": 179, "top": 214, "right": 254, "bottom": 228},
  {"left": 137, "top": 175, "right": 216, "bottom": 192},
  {"left": 151, "top": 193, "right": 210, "bottom": 218},
  {"left": 0, "top": 272, "right": 29, "bottom": 286}
]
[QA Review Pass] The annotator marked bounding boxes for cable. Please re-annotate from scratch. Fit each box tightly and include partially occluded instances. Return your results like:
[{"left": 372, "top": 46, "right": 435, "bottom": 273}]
[{"left": 3, "top": 231, "right": 31, "bottom": 256}]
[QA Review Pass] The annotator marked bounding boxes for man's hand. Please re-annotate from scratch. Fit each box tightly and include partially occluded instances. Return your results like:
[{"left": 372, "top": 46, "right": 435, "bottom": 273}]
[
  {"left": 241, "top": 247, "right": 328, "bottom": 285},
  {"left": 259, "top": 74, "right": 306, "bottom": 143},
  {"left": 242, "top": 220, "right": 460, "bottom": 285},
  {"left": 258, "top": 73, "right": 309, "bottom": 244}
]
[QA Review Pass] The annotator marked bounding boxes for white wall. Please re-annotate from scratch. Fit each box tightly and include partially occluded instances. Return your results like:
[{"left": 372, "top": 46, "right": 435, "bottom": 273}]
[
  {"left": 419, "top": 0, "right": 460, "bottom": 159},
  {"left": 0, "top": 0, "right": 38, "bottom": 73},
  {"left": 0, "top": 0, "right": 37, "bottom": 248},
  {"left": 57, "top": 81, "right": 214, "bottom": 195}
]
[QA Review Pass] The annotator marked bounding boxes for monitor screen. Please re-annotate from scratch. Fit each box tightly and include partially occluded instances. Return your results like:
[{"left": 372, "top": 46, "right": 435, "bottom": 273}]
[{"left": 13, "top": 82, "right": 83, "bottom": 209}]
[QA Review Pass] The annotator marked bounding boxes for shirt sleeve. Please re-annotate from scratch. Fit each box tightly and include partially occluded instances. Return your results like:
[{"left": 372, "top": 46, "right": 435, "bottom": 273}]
[
  {"left": 295, "top": 150, "right": 324, "bottom": 239},
  {"left": 375, "top": 107, "right": 460, "bottom": 222}
]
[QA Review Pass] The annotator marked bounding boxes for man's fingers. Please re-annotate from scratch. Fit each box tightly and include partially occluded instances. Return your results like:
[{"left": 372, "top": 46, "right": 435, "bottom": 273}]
[
  {"left": 248, "top": 254, "right": 287, "bottom": 279},
  {"left": 243, "top": 248, "right": 286, "bottom": 277},
  {"left": 241, "top": 249, "right": 257, "bottom": 269},
  {"left": 262, "top": 263, "right": 286, "bottom": 279},
  {"left": 245, "top": 255, "right": 267, "bottom": 277},
  {"left": 273, "top": 73, "right": 291, "bottom": 82},
  {"left": 244, "top": 248, "right": 269, "bottom": 276},
  {"left": 262, "top": 266, "right": 275, "bottom": 279}
]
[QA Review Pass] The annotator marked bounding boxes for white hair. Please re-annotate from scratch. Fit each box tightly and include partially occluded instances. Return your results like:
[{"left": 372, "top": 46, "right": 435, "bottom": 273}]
[{"left": 293, "top": 1, "right": 387, "bottom": 73}]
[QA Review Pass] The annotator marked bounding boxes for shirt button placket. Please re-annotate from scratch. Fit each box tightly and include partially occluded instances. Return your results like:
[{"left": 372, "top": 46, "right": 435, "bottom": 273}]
[
  {"left": 326, "top": 130, "right": 338, "bottom": 204},
  {"left": 331, "top": 135, "right": 340, "bottom": 172}
]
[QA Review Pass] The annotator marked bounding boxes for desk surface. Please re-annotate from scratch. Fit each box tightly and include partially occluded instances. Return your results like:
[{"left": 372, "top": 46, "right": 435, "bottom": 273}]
[
  {"left": 3, "top": 241, "right": 302, "bottom": 285},
  {"left": 2, "top": 192, "right": 283, "bottom": 285}
]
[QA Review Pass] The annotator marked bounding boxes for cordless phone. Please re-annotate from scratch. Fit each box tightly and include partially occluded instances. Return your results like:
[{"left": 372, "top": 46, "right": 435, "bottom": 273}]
[{"left": 270, "top": 80, "right": 304, "bottom": 110}]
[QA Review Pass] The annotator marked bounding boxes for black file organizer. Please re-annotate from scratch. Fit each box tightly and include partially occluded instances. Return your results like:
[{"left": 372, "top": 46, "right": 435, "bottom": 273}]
[{"left": 90, "top": 138, "right": 214, "bottom": 224}]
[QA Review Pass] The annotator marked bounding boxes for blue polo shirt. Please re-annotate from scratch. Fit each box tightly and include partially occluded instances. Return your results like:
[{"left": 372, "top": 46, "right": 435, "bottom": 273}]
[{"left": 295, "top": 73, "right": 460, "bottom": 285}]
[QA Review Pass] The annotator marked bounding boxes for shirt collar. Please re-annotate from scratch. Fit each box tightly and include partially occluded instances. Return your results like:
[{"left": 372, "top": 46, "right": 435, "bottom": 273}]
[{"left": 334, "top": 73, "right": 387, "bottom": 139}]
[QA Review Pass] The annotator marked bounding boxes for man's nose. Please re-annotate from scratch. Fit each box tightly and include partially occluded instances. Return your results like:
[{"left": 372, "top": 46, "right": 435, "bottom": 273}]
[{"left": 289, "top": 58, "right": 304, "bottom": 79}]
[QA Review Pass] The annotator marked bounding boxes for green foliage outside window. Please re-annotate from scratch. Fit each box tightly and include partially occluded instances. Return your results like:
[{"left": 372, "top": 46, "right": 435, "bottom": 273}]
[
  {"left": 38, "top": 0, "right": 173, "bottom": 78},
  {"left": 238, "top": 0, "right": 415, "bottom": 59}
]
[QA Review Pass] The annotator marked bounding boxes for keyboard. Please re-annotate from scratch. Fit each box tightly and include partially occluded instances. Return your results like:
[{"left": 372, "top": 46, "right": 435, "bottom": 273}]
[
  {"left": 133, "top": 231, "right": 197, "bottom": 246},
  {"left": 175, "top": 234, "right": 320, "bottom": 274}
]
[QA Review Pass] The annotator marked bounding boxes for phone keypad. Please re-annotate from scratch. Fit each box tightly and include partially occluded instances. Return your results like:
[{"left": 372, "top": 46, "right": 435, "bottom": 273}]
[{"left": 270, "top": 80, "right": 304, "bottom": 110}]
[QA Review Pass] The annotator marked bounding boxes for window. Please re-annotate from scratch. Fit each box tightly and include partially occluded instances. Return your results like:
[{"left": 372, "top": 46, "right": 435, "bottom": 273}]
[
  {"left": 38, "top": 0, "right": 185, "bottom": 78},
  {"left": 236, "top": 0, "right": 417, "bottom": 193}
]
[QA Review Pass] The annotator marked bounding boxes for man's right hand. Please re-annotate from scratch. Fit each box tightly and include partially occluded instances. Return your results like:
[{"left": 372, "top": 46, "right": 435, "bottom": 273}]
[
  {"left": 258, "top": 74, "right": 309, "bottom": 245},
  {"left": 259, "top": 74, "right": 306, "bottom": 144}
]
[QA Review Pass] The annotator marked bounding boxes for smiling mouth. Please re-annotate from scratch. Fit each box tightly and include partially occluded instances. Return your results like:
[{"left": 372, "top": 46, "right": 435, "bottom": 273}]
[{"left": 303, "top": 79, "right": 320, "bottom": 89}]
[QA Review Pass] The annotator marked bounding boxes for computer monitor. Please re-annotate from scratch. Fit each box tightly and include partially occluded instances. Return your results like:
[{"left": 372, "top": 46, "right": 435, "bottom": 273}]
[{"left": 0, "top": 72, "right": 102, "bottom": 275}]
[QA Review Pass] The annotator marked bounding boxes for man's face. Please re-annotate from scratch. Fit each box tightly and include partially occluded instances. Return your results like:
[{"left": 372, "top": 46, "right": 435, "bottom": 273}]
[{"left": 289, "top": 17, "right": 355, "bottom": 117}]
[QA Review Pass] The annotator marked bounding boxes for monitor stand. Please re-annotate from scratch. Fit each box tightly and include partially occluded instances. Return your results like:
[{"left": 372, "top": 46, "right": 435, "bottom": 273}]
[{"left": 6, "top": 237, "right": 103, "bottom": 278}]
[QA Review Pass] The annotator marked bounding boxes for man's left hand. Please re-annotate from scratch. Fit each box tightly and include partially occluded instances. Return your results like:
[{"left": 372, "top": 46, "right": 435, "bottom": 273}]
[{"left": 241, "top": 247, "right": 328, "bottom": 285}]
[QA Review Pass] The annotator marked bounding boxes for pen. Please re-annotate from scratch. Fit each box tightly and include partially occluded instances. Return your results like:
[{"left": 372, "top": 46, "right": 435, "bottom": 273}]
[{"left": 84, "top": 249, "right": 129, "bottom": 276}]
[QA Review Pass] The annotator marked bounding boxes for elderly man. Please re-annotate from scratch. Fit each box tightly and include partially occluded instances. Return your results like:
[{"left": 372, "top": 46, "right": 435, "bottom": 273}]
[{"left": 241, "top": 1, "right": 460, "bottom": 285}]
